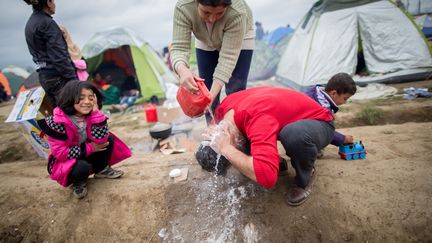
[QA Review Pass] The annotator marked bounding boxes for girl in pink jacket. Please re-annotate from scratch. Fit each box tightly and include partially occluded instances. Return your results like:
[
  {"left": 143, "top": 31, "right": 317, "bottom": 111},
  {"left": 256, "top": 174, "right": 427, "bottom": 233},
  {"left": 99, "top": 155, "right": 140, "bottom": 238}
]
[{"left": 38, "top": 80, "right": 131, "bottom": 199}]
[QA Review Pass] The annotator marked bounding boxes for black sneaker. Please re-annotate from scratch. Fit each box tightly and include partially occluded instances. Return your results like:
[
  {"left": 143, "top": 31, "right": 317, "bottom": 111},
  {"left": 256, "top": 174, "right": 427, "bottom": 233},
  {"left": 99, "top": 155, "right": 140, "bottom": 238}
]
[
  {"left": 94, "top": 166, "right": 124, "bottom": 179},
  {"left": 73, "top": 181, "right": 87, "bottom": 199}
]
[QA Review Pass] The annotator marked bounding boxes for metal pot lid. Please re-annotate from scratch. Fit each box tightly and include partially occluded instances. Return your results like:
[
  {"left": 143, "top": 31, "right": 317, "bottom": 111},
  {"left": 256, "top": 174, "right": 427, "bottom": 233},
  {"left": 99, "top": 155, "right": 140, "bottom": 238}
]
[{"left": 149, "top": 122, "right": 172, "bottom": 132}]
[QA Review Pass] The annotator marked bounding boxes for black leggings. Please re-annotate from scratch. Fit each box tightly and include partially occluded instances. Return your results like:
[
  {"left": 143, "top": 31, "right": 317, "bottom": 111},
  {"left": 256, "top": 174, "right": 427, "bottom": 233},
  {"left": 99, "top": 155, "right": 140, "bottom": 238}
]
[{"left": 68, "top": 134, "right": 114, "bottom": 184}]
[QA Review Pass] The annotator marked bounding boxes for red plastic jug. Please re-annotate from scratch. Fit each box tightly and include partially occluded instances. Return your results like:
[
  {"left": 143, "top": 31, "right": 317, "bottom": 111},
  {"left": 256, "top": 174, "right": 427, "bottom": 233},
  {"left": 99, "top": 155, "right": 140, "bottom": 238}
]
[
  {"left": 176, "top": 78, "right": 211, "bottom": 117},
  {"left": 144, "top": 103, "right": 158, "bottom": 123}
]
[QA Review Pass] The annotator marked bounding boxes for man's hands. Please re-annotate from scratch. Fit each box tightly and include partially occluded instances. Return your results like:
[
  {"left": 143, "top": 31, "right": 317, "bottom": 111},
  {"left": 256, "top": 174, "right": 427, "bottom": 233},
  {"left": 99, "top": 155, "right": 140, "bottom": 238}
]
[
  {"left": 91, "top": 141, "right": 109, "bottom": 152},
  {"left": 202, "top": 121, "right": 233, "bottom": 155}
]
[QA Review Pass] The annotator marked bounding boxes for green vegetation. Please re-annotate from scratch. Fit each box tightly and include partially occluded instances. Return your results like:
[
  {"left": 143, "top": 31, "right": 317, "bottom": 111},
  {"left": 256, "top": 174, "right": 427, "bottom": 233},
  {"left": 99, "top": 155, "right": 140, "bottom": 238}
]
[{"left": 357, "top": 106, "right": 384, "bottom": 125}]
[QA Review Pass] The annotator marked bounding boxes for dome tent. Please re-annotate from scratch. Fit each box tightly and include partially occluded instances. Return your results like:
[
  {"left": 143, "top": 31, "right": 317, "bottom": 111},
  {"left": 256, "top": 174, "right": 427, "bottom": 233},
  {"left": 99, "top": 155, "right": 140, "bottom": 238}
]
[
  {"left": 82, "top": 27, "right": 177, "bottom": 103},
  {"left": 1, "top": 66, "right": 30, "bottom": 96},
  {"left": 276, "top": 0, "right": 432, "bottom": 90}
]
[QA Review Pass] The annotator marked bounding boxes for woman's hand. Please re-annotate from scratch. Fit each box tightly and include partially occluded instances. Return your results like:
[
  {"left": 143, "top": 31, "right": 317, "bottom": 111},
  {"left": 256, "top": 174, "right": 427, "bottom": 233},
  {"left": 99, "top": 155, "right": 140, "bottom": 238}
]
[{"left": 177, "top": 64, "right": 199, "bottom": 92}]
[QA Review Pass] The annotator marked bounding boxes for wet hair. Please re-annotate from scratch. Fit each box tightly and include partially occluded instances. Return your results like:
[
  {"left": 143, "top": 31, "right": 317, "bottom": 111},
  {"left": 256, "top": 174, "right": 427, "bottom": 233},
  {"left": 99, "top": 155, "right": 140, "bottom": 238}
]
[
  {"left": 23, "top": 0, "right": 49, "bottom": 11},
  {"left": 56, "top": 81, "right": 104, "bottom": 116},
  {"left": 197, "top": 0, "right": 232, "bottom": 7},
  {"left": 195, "top": 144, "right": 230, "bottom": 176},
  {"left": 325, "top": 72, "right": 357, "bottom": 95}
]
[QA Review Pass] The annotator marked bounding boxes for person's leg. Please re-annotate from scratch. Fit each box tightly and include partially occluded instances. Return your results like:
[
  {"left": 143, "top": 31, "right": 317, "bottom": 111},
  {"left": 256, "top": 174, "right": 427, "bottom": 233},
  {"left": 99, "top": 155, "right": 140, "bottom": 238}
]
[
  {"left": 196, "top": 48, "right": 219, "bottom": 123},
  {"left": 279, "top": 119, "right": 334, "bottom": 205},
  {"left": 69, "top": 159, "right": 92, "bottom": 183},
  {"left": 87, "top": 134, "right": 124, "bottom": 179},
  {"left": 38, "top": 70, "right": 66, "bottom": 108},
  {"left": 68, "top": 159, "right": 91, "bottom": 199},
  {"left": 279, "top": 119, "right": 334, "bottom": 187},
  {"left": 87, "top": 134, "right": 114, "bottom": 173},
  {"left": 225, "top": 50, "right": 253, "bottom": 96}
]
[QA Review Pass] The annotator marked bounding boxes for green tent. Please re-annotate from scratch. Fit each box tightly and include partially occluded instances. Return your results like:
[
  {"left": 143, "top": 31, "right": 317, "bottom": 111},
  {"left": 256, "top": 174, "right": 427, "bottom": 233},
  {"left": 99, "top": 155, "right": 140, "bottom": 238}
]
[{"left": 82, "top": 27, "right": 177, "bottom": 103}]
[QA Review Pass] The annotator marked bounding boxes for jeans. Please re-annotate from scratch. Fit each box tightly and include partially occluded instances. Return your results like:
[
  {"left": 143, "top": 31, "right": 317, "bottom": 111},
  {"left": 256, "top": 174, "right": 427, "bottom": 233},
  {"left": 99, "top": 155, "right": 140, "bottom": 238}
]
[
  {"left": 196, "top": 48, "right": 253, "bottom": 123},
  {"left": 68, "top": 134, "right": 114, "bottom": 183},
  {"left": 278, "top": 120, "right": 335, "bottom": 188}
]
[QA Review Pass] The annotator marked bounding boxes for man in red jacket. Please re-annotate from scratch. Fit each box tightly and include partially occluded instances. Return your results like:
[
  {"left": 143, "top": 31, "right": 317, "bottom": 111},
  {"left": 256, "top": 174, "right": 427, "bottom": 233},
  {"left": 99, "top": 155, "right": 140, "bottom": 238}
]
[{"left": 196, "top": 86, "right": 335, "bottom": 206}]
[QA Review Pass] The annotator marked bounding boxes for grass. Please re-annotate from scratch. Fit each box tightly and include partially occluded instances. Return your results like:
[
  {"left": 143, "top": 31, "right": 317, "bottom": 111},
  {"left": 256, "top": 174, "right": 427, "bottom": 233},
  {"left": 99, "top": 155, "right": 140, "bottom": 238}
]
[{"left": 357, "top": 106, "right": 384, "bottom": 125}]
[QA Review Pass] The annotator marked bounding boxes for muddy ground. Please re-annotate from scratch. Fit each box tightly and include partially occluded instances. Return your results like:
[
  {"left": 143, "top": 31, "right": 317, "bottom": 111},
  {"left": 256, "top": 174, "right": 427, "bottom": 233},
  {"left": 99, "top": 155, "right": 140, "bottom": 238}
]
[{"left": 0, "top": 81, "right": 431, "bottom": 242}]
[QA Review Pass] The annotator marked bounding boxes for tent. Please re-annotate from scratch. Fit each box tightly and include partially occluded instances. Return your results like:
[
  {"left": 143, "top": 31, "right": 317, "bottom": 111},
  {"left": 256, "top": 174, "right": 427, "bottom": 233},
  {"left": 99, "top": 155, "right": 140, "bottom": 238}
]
[
  {"left": 276, "top": 0, "right": 432, "bottom": 90},
  {"left": 1, "top": 66, "right": 30, "bottom": 96},
  {"left": 262, "top": 26, "right": 294, "bottom": 47},
  {"left": 416, "top": 14, "right": 432, "bottom": 38},
  {"left": 19, "top": 71, "right": 40, "bottom": 92},
  {"left": 0, "top": 72, "right": 12, "bottom": 96},
  {"left": 399, "top": 0, "right": 432, "bottom": 16},
  {"left": 82, "top": 27, "right": 177, "bottom": 103},
  {"left": 248, "top": 34, "right": 291, "bottom": 81}
]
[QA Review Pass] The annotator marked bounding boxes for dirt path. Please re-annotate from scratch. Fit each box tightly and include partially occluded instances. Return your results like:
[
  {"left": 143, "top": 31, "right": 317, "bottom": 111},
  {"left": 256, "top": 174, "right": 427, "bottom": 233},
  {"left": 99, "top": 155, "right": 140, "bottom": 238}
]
[
  {"left": 0, "top": 121, "right": 431, "bottom": 242},
  {"left": 0, "top": 86, "right": 431, "bottom": 242}
]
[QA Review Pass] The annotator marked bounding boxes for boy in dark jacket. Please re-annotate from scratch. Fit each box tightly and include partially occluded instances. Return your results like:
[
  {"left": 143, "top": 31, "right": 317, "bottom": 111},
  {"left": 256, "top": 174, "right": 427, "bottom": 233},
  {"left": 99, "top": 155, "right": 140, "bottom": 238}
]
[{"left": 305, "top": 72, "right": 357, "bottom": 148}]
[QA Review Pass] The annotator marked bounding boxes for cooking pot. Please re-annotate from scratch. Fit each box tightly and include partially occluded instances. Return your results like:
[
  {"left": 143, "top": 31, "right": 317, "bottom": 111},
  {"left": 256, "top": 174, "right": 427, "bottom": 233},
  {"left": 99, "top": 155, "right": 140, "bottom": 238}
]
[{"left": 149, "top": 122, "right": 172, "bottom": 140}]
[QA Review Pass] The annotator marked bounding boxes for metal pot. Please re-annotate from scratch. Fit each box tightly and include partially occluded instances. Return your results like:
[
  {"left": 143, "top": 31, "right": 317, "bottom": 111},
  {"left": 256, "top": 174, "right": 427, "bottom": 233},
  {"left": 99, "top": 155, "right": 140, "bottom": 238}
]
[{"left": 149, "top": 122, "right": 172, "bottom": 140}]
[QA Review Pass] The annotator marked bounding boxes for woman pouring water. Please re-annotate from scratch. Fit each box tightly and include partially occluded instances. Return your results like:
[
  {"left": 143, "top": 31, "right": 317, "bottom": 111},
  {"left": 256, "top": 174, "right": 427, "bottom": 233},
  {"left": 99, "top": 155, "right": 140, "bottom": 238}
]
[{"left": 171, "top": 0, "right": 254, "bottom": 122}]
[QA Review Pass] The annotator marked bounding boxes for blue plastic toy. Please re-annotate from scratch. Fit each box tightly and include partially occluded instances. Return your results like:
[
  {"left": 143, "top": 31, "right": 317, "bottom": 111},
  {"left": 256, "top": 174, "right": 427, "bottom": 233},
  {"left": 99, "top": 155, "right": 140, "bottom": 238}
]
[{"left": 338, "top": 141, "right": 367, "bottom": 160}]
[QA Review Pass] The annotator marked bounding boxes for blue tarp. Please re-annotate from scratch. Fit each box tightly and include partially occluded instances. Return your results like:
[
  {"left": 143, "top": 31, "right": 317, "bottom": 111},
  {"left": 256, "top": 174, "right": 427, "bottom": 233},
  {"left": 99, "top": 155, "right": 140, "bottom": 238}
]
[{"left": 262, "top": 27, "right": 294, "bottom": 46}]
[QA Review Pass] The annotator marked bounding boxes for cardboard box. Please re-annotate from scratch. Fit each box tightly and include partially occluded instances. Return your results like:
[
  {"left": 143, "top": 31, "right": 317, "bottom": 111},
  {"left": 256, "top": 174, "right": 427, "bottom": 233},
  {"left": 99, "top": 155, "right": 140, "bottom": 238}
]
[{"left": 5, "top": 87, "right": 50, "bottom": 159}]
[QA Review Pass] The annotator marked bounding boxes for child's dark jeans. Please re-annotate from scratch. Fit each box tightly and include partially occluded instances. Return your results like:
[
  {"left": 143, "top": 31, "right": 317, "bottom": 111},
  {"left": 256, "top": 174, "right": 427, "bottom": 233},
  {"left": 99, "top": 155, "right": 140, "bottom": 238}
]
[{"left": 68, "top": 134, "right": 114, "bottom": 184}]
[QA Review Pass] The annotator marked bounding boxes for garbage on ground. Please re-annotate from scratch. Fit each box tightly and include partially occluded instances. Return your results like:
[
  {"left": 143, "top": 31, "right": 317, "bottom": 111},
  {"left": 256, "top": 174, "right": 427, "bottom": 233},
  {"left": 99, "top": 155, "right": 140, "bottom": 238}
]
[
  {"left": 5, "top": 87, "right": 50, "bottom": 158},
  {"left": 403, "top": 87, "right": 432, "bottom": 99},
  {"left": 173, "top": 168, "right": 189, "bottom": 183},
  {"left": 159, "top": 137, "right": 186, "bottom": 155},
  {"left": 169, "top": 168, "right": 182, "bottom": 178}
]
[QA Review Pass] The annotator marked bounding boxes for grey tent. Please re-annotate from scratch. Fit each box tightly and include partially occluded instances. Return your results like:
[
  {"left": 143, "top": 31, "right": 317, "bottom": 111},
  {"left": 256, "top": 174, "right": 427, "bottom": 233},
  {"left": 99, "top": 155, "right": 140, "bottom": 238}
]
[{"left": 276, "top": 0, "right": 432, "bottom": 90}]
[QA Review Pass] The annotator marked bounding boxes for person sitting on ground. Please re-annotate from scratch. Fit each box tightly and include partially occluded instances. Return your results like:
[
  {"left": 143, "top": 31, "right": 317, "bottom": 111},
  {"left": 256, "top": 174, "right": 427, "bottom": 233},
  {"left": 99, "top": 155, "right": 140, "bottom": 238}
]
[
  {"left": 93, "top": 74, "right": 121, "bottom": 106},
  {"left": 304, "top": 72, "right": 357, "bottom": 157},
  {"left": 37, "top": 80, "right": 131, "bottom": 199},
  {"left": 92, "top": 73, "right": 106, "bottom": 89},
  {"left": 195, "top": 86, "right": 335, "bottom": 206},
  {"left": 111, "top": 89, "right": 140, "bottom": 113}
]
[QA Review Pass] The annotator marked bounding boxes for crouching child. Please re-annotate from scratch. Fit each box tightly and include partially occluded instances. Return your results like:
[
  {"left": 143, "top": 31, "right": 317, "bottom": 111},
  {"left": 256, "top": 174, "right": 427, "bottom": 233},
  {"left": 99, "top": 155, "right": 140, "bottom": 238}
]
[{"left": 38, "top": 81, "right": 131, "bottom": 199}]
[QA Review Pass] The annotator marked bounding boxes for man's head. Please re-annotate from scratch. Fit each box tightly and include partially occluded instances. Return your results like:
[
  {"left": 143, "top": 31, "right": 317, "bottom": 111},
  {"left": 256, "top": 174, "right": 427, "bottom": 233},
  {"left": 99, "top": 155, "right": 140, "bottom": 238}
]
[
  {"left": 195, "top": 144, "right": 230, "bottom": 176},
  {"left": 325, "top": 72, "right": 357, "bottom": 106}
]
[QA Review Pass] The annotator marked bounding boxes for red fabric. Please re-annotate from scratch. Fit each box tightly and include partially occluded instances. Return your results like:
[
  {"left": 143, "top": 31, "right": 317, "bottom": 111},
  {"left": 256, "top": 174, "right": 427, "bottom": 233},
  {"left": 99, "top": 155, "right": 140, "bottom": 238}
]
[
  {"left": 214, "top": 87, "right": 333, "bottom": 188},
  {"left": 47, "top": 107, "right": 131, "bottom": 187}
]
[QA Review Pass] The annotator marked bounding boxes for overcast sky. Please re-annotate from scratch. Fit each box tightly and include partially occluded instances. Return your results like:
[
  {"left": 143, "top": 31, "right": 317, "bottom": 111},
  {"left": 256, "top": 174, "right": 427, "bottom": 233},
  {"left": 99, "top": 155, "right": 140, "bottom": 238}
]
[{"left": 0, "top": 0, "right": 315, "bottom": 70}]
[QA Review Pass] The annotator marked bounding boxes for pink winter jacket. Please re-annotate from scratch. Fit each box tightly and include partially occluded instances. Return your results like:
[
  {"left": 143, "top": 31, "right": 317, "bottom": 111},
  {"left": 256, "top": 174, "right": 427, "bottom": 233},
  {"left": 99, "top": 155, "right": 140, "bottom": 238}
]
[{"left": 37, "top": 107, "right": 132, "bottom": 187}]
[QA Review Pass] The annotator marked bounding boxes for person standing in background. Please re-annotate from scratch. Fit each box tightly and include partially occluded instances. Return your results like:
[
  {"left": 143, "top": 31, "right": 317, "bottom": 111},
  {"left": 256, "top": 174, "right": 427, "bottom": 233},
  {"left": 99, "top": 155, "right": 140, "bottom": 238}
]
[
  {"left": 23, "top": 0, "right": 77, "bottom": 111},
  {"left": 171, "top": 0, "right": 254, "bottom": 122}
]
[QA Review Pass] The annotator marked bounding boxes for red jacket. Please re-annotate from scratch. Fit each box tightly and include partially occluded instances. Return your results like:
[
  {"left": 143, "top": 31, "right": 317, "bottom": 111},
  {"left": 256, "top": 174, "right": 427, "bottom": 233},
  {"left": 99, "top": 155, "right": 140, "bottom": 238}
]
[
  {"left": 38, "top": 107, "right": 131, "bottom": 187},
  {"left": 214, "top": 87, "right": 333, "bottom": 188}
]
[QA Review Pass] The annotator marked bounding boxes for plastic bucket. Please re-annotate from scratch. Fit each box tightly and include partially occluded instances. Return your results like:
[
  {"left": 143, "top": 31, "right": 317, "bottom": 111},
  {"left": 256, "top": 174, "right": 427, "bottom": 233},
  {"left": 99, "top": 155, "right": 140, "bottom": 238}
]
[
  {"left": 144, "top": 103, "right": 158, "bottom": 123},
  {"left": 176, "top": 78, "right": 211, "bottom": 117}
]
